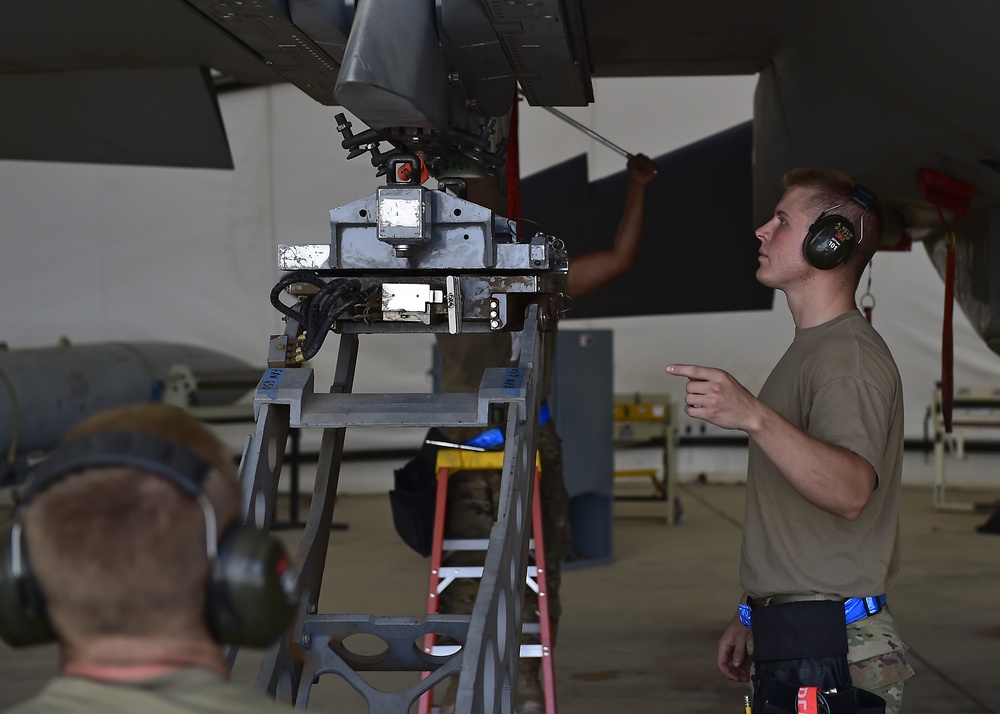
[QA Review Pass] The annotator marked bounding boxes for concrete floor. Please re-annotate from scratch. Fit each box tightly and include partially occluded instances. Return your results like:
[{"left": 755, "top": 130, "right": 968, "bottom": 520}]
[{"left": 2, "top": 474, "right": 1000, "bottom": 713}]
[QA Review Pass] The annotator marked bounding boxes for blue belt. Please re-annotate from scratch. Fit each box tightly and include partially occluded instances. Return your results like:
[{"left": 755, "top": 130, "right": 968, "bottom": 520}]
[{"left": 738, "top": 594, "right": 886, "bottom": 628}]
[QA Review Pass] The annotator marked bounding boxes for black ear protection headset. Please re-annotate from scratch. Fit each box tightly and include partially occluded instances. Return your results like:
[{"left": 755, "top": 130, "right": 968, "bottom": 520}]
[
  {"left": 802, "top": 183, "right": 878, "bottom": 270},
  {"left": 0, "top": 431, "right": 298, "bottom": 648}
]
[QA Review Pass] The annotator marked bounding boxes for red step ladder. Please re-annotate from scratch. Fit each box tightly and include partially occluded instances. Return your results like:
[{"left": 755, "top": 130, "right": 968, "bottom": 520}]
[{"left": 419, "top": 448, "right": 557, "bottom": 714}]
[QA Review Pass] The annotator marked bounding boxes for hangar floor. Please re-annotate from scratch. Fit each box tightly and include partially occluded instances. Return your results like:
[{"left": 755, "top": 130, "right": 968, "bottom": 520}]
[{"left": 2, "top": 467, "right": 999, "bottom": 714}]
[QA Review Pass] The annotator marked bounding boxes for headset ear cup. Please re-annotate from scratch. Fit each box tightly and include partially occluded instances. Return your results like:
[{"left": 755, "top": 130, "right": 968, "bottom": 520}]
[
  {"left": 207, "top": 527, "right": 298, "bottom": 647},
  {"left": 803, "top": 214, "right": 858, "bottom": 270},
  {"left": 0, "top": 525, "right": 56, "bottom": 648}
]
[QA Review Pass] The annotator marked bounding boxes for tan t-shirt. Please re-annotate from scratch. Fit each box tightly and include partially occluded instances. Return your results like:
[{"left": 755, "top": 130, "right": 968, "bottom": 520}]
[
  {"left": 740, "top": 311, "right": 904, "bottom": 599},
  {"left": 3, "top": 667, "right": 294, "bottom": 714}
]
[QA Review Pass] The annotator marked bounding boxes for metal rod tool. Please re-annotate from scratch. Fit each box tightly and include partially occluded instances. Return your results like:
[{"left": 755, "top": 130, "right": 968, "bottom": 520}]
[{"left": 536, "top": 104, "right": 633, "bottom": 158}]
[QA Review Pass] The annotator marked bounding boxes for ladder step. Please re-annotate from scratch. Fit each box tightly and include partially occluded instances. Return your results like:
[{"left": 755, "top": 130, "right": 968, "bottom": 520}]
[
  {"left": 435, "top": 565, "right": 538, "bottom": 590},
  {"left": 428, "top": 643, "right": 545, "bottom": 658},
  {"left": 437, "top": 566, "right": 538, "bottom": 578},
  {"left": 441, "top": 539, "right": 491, "bottom": 551},
  {"left": 442, "top": 538, "right": 536, "bottom": 551},
  {"left": 519, "top": 644, "right": 544, "bottom": 658}
]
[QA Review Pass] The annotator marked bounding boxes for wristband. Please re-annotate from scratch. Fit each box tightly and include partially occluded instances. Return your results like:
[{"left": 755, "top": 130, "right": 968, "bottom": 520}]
[{"left": 738, "top": 603, "right": 751, "bottom": 627}]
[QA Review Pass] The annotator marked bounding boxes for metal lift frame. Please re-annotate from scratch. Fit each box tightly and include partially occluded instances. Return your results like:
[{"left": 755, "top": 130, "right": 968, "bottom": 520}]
[
  {"left": 226, "top": 140, "right": 567, "bottom": 712},
  {"left": 236, "top": 310, "right": 548, "bottom": 714}
]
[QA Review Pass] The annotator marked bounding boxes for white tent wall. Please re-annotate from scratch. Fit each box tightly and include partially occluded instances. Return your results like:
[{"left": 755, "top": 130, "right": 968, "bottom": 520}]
[{"left": 1, "top": 77, "right": 999, "bottom": 486}]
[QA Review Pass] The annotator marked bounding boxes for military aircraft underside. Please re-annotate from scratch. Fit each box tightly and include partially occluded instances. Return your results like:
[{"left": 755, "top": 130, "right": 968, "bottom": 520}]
[{"left": 2, "top": 0, "right": 998, "bottom": 347}]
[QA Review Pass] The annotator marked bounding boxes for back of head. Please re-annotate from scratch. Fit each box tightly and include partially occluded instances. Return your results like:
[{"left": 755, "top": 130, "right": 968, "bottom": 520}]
[
  {"left": 784, "top": 167, "right": 885, "bottom": 282},
  {"left": 21, "top": 403, "right": 241, "bottom": 648}
]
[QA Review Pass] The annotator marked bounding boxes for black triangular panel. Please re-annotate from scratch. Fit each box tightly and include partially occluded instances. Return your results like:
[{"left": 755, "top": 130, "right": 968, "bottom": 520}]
[{"left": 522, "top": 121, "right": 773, "bottom": 318}]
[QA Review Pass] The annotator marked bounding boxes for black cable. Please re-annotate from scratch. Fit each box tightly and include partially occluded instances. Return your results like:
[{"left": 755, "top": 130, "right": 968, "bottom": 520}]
[
  {"left": 306, "top": 279, "right": 354, "bottom": 336},
  {"left": 300, "top": 285, "right": 378, "bottom": 362},
  {"left": 269, "top": 275, "right": 379, "bottom": 361},
  {"left": 301, "top": 280, "right": 361, "bottom": 360},
  {"left": 269, "top": 272, "right": 330, "bottom": 324}
]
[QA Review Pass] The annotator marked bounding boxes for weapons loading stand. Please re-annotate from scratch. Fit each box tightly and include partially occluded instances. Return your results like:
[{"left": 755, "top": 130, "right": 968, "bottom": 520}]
[{"left": 233, "top": 157, "right": 568, "bottom": 714}]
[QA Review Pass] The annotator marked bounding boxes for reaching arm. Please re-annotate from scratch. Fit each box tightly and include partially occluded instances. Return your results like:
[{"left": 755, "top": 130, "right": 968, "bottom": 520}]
[
  {"left": 566, "top": 153, "right": 658, "bottom": 297},
  {"left": 665, "top": 363, "right": 877, "bottom": 520}
]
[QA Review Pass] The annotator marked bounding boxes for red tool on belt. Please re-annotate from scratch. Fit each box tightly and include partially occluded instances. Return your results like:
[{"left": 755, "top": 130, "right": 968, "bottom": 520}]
[{"left": 796, "top": 686, "right": 830, "bottom": 714}]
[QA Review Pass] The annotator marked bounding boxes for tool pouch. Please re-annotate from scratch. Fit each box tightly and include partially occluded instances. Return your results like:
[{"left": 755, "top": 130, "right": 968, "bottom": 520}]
[
  {"left": 750, "top": 600, "right": 885, "bottom": 714},
  {"left": 388, "top": 428, "right": 444, "bottom": 557}
]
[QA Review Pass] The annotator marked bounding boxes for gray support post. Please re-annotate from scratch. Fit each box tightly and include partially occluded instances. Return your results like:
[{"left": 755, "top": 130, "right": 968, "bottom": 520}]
[
  {"left": 455, "top": 307, "right": 543, "bottom": 714},
  {"left": 255, "top": 333, "right": 358, "bottom": 703}
]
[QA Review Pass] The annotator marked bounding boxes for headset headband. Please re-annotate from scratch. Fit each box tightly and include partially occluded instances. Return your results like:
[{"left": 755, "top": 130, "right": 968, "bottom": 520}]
[
  {"left": 19, "top": 431, "right": 212, "bottom": 506},
  {"left": 845, "top": 183, "right": 876, "bottom": 252},
  {"left": 849, "top": 183, "right": 877, "bottom": 210}
]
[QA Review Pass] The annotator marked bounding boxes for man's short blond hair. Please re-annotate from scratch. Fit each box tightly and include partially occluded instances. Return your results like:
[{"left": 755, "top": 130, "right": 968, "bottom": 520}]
[
  {"left": 22, "top": 404, "right": 240, "bottom": 647},
  {"left": 784, "top": 167, "right": 885, "bottom": 283}
]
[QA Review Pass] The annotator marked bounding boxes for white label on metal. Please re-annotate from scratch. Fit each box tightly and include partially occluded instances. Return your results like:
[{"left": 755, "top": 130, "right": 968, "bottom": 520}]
[
  {"left": 380, "top": 197, "right": 422, "bottom": 228},
  {"left": 382, "top": 284, "right": 443, "bottom": 312},
  {"left": 277, "top": 244, "right": 331, "bottom": 270}
]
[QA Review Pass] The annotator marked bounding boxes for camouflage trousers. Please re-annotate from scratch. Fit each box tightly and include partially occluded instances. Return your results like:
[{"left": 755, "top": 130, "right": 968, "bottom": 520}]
[
  {"left": 748, "top": 606, "right": 914, "bottom": 713},
  {"left": 437, "top": 418, "right": 571, "bottom": 642},
  {"left": 846, "top": 607, "right": 915, "bottom": 714}
]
